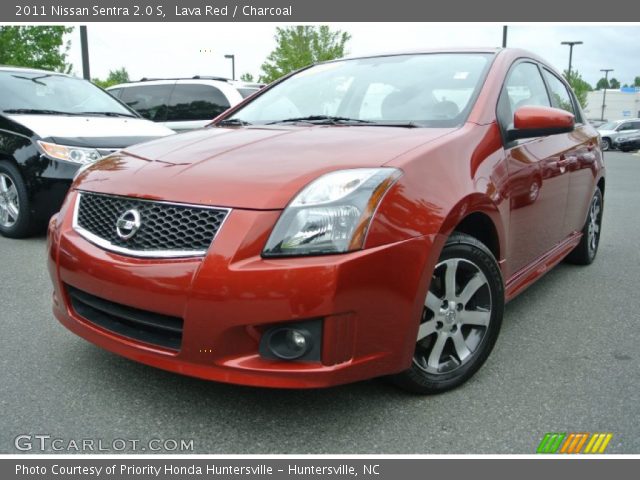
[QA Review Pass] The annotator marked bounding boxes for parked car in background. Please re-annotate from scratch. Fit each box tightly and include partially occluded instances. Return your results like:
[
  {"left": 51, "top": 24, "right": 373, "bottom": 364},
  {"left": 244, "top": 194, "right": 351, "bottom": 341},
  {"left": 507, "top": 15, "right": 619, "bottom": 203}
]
[
  {"left": 49, "top": 49, "right": 604, "bottom": 394},
  {"left": 597, "top": 118, "right": 640, "bottom": 151},
  {"left": 108, "top": 77, "right": 264, "bottom": 131},
  {"left": 0, "top": 66, "right": 174, "bottom": 238},
  {"left": 613, "top": 132, "right": 640, "bottom": 152}
]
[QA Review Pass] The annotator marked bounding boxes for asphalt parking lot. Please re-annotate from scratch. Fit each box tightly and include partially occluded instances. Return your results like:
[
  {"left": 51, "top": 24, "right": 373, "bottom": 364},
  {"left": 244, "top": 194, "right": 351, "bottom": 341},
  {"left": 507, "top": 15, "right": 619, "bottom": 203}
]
[{"left": 1, "top": 151, "right": 639, "bottom": 454}]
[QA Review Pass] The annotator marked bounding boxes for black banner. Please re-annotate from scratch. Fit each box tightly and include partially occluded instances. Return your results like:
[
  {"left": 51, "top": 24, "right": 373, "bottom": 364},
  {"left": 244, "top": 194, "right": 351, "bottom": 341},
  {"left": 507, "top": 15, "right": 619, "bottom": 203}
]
[{"left": 3, "top": 0, "right": 639, "bottom": 22}]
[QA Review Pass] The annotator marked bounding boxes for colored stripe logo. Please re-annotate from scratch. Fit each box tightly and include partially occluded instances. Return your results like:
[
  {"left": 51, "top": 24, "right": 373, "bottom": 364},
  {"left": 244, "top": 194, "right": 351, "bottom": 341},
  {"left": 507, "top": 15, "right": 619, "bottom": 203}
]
[{"left": 537, "top": 433, "right": 612, "bottom": 454}]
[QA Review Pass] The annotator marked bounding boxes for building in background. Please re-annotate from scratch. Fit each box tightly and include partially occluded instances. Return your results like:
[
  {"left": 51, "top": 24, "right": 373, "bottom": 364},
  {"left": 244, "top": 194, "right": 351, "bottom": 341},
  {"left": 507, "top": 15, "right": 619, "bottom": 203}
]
[{"left": 584, "top": 87, "right": 640, "bottom": 122}]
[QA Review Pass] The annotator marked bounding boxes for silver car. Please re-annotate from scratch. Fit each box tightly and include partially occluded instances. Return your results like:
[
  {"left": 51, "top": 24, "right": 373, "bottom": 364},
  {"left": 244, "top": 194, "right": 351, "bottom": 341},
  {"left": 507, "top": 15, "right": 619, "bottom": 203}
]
[
  {"left": 598, "top": 118, "right": 640, "bottom": 151},
  {"left": 108, "top": 77, "right": 264, "bottom": 132}
]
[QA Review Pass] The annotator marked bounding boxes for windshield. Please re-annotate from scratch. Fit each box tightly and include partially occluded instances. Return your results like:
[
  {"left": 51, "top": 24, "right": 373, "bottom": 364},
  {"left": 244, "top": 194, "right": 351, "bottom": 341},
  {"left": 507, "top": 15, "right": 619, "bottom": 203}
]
[
  {"left": 598, "top": 122, "right": 619, "bottom": 130},
  {"left": 229, "top": 53, "right": 493, "bottom": 128},
  {"left": 0, "top": 71, "right": 135, "bottom": 116}
]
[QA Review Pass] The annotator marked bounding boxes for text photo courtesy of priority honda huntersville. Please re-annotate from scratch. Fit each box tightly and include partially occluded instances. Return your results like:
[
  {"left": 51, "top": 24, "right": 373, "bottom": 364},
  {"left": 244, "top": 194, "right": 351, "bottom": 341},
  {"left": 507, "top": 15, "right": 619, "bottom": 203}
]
[{"left": 46, "top": 48, "right": 604, "bottom": 394}]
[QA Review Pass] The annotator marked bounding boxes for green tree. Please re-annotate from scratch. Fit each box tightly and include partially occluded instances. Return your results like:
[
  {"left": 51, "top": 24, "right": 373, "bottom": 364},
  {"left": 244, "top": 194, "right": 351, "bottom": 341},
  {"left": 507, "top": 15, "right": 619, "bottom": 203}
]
[
  {"left": 596, "top": 77, "right": 609, "bottom": 90},
  {"left": 240, "top": 72, "right": 255, "bottom": 82},
  {"left": 634, "top": 76, "right": 640, "bottom": 87},
  {"left": 609, "top": 78, "right": 621, "bottom": 89},
  {"left": 563, "top": 69, "right": 591, "bottom": 109},
  {"left": 259, "top": 26, "right": 351, "bottom": 83},
  {"left": 0, "top": 26, "right": 73, "bottom": 73},
  {"left": 92, "top": 68, "right": 130, "bottom": 89}
]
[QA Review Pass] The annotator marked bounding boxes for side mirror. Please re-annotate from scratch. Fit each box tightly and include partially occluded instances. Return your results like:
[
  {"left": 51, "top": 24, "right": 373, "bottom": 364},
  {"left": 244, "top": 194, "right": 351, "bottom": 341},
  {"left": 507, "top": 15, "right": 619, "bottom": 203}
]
[{"left": 507, "top": 106, "right": 575, "bottom": 141}]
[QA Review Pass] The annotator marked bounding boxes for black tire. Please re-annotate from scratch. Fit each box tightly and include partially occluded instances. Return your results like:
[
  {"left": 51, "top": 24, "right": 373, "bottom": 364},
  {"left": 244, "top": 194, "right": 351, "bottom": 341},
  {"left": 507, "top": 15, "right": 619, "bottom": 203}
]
[
  {"left": 565, "top": 188, "right": 603, "bottom": 265},
  {"left": 620, "top": 148, "right": 631, "bottom": 153},
  {"left": 0, "top": 161, "right": 34, "bottom": 239},
  {"left": 391, "top": 233, "right": 505, "bottom": 394},
  {"left": 601, "top": 138, "right": 611, "bottom": 151}
]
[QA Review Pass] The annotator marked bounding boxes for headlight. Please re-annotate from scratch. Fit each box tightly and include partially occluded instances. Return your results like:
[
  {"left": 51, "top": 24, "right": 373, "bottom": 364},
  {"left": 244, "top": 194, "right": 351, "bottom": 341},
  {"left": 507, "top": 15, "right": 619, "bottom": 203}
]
[
  {"left": 37, "top": 141, "right": 102, "bottom": 164},
  {"left": 263, "top": 168, "right": 402, "bottom": 257}
]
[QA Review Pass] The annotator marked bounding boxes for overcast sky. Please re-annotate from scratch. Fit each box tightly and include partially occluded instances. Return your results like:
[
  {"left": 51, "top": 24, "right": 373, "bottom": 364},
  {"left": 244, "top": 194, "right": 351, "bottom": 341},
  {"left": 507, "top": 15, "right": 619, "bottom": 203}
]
[{"left": 66, "top": 24, "right": 640, "bottom": 86}]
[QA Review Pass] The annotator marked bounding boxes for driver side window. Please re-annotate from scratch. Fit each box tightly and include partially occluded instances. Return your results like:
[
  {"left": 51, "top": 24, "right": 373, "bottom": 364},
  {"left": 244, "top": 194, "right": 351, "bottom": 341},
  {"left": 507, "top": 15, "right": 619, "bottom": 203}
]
[{"left": 497, "top": 62, "right": 551, "bottom": 130}]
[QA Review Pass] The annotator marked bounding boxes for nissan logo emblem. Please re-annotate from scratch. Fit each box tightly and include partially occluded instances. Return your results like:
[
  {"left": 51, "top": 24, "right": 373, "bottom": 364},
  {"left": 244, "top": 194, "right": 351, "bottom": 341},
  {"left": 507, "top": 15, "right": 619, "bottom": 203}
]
[{"left": 115, "top": 209, "right": 142, "bottom": 240}]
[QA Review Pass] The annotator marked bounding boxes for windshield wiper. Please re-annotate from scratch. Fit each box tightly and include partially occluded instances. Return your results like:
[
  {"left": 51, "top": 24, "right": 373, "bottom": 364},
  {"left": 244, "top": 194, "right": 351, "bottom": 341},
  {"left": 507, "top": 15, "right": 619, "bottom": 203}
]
[
  {"left": 364, "top": 121, "right": 419, "bottom": 128},
  {"left": 266, "top": 115, "right": 376, "bottom": 125},
  {"left": 2, "top": 108, "right": 79, "bottom": 116},
  {"left": 79, "top": 111, "right": 137, "bottom": 118},
  {"left": 217, "top": 118, "right": 252, "bottom": 126}
]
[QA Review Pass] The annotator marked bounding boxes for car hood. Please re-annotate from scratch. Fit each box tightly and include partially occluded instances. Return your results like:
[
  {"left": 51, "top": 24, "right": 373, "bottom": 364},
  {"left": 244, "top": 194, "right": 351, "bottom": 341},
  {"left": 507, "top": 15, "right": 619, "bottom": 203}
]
[
  {"left": 77, "top": 125, "right": 453, "bottom": 210},
  {"left": 8, "top": 114, "right": 174, "bottom": 148},
  {"left": 597, "top": 129, "right": 616, "bottom": 136}
]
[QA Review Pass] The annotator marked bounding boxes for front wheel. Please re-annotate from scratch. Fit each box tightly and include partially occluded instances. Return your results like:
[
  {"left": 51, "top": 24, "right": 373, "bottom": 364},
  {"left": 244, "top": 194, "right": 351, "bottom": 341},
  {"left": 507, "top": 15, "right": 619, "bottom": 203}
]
[
  {"left": 392, "top": 233, "right": 504, "bottom": 394},
  {"left": 0, "top": 161, "right": 33, "bottom": 238}
]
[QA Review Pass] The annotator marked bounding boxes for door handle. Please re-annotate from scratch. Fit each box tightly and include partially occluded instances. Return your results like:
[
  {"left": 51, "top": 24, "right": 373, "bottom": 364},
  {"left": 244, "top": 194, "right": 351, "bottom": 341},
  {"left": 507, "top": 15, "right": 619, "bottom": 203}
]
[{"left": 558, "top": 155, "right": 577, "bottom": 167}]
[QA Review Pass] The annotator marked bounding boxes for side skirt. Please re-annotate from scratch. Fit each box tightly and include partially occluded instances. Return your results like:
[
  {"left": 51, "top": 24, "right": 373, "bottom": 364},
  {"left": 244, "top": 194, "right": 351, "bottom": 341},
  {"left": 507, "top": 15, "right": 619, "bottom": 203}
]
[{"left": 505, "top": 231, "right": 582, "bottom": 302}]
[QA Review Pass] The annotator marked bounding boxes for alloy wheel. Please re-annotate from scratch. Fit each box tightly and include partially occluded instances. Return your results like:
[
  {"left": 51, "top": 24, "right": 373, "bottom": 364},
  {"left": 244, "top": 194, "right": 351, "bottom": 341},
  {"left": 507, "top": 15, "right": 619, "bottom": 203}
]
[
  {"left": 413, "top": 258, "right": 492, "bottom": 375},
  {"left": 587, "top": 194, "right": 601, "bottom": 257},
  {"left": 0, "top": 173, "right": 20, "bottom": 228}
]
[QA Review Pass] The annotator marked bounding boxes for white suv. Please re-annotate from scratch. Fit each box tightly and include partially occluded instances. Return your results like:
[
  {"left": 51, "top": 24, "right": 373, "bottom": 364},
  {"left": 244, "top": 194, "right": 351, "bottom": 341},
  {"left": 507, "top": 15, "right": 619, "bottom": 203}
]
[
  {"left": 597, "top": 118, "right": 640, "bottom": 151},
  {"left": 108, "top": 77, "right": 263, "bottom": 132}
]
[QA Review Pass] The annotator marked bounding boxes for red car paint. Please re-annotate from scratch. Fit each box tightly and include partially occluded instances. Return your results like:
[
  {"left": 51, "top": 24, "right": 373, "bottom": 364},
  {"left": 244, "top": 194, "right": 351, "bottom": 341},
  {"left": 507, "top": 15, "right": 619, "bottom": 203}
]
[{"left": 48, "top": 49, "right": 604, "bottom": 388}]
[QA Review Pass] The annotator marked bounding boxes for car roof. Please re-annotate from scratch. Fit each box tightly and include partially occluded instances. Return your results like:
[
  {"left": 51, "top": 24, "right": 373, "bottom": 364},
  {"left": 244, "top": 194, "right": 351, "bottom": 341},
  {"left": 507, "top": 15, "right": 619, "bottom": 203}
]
[
  {"left": 0, "top": 65, "right": 73, "bottom": 77},
  {"left": 341, "top": 47, "right": 502, "bottom": 61},
  {"left": 109, "top": 76, "right": 234, "bottom": 88}
]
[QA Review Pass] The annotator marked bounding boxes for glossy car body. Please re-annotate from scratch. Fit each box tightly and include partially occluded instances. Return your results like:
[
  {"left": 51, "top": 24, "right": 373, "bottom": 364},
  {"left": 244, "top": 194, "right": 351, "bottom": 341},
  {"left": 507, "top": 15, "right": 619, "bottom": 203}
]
[{"left": 48, "top": 49, "right": 605, "bottom": 390}]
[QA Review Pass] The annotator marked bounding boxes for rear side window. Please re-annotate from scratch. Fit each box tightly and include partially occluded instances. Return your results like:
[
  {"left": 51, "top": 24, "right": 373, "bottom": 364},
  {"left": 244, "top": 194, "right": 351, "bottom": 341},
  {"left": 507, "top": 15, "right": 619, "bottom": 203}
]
[
  {"left": 542, "top": 69, "right": 575, "bottom": 116},
  {"left": 618, "top": 122, "right": 639, "bottom": 131},
  {"left": 119, "top": 84, "right": 173, "bottom": 122},
  {"left": 166, "top": 84, "right": 231, "bottom": 121},
  {"left": 497, "top": 62, "right": 550, "bottom": 129},
  {"left": 107, "top": 88, "right": 122, "bottom": 99},
  {"left": 237, "top": 87, "right": 259, "bottom": 98}
]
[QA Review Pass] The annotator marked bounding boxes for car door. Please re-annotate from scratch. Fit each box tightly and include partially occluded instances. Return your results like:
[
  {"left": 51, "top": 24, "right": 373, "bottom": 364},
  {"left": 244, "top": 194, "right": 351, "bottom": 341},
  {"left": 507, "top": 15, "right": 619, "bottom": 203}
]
[
  {"left": 613, "top": 121, "right": 639, "bottom": 145},
  {"left": 541, "top": 68, "right": 600, "bottom": 237},
  {"left": 498, "top": 61, "right": 572, "bottom": 275}
]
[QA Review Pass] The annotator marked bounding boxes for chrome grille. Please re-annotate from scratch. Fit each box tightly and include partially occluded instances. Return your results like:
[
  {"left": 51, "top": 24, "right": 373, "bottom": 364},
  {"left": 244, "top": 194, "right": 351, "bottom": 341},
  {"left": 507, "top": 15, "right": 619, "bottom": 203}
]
[{"left": 73, "top": 192, "right": 229, "bottom": 257}]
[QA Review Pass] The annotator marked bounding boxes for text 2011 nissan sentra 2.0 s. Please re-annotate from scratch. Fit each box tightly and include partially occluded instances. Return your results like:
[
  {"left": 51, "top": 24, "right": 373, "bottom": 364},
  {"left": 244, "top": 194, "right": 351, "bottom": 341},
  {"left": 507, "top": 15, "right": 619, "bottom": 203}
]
[{"left": 47, "top": 49, "right": 604, "bottom": 393}]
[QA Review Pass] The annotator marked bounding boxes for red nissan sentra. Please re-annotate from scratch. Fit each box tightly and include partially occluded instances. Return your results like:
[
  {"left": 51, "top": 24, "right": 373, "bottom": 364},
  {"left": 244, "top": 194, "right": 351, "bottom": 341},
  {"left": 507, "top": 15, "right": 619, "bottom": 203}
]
[{"left": 47, "top": 48, "right": 604, "bottom": 393}]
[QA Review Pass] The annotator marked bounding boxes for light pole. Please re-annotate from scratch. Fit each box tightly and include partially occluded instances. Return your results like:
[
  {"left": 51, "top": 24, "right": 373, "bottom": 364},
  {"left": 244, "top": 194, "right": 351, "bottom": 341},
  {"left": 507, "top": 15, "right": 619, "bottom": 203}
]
[
  {"left": 80, "top": 26, "right": 90, "bottom": 80},
  {"left": 502, "top": 26, "right": 508, "bottom": 48},
  {"left": 561, "top": 41, "right": 583, "bottom": 79},
  {"left": 224, "top": 54, "right": 235, "bottom": 80},
  {"left": 600, "top": 68, "right": 613, "bottom": 121}
]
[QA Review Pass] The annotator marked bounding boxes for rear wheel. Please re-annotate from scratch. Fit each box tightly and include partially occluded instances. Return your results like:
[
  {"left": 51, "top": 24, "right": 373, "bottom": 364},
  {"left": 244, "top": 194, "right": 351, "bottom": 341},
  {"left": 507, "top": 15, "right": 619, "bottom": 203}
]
[
  {"left": 601, "top": 138, "right": 611, "bottom": 151},
  {"left": 566, "top": 188, "right": 603, "bottom": 265},
  {"left": 392, "top": 233, "right": 504, "bottom": 394},
  {"left": 0, "top": 162, "right": 33, "bottom": 238}
]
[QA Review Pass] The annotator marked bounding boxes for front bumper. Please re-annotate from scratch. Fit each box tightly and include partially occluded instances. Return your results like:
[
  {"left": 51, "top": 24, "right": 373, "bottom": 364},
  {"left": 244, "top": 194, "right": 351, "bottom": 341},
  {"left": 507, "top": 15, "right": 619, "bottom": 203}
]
[{"left": 48, "top": 191, "right": 436, "bottom": 389}]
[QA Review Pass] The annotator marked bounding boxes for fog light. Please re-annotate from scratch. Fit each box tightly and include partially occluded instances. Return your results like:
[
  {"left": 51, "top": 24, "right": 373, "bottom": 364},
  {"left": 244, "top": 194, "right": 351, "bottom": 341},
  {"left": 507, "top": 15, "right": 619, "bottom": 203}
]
[{"left": 267, "top": 327, "right": 312, "bottom": 360}]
